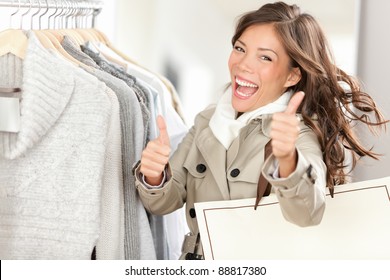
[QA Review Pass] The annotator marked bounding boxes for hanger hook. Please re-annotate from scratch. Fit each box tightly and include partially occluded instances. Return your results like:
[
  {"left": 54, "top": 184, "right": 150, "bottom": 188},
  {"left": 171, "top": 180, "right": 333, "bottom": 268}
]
[
  {"left": 46, "top": 0, "right": 58, "bottom": 29},
  {"left": 54, "top": 0, "right": 64, "bottom": 29},
  {"left": 67, "top": 0, "right": 75, "bottom": 29},
  {"left": 63, "top": 0, "right": 71, "bottom": 29},
  {"left": 10, "top": 0, "right": 21, "bottom": 28},
  {"left": 82, "top": 2, "right": 93, "bottom": 28},
  {"left": 30, "top": 0, "right": 42, "bottom": 30},
  {"left": 69, "top": 1, "right": 79, "bottom": 28},
  {"left": 75, "top": 0, "right": 84, "bottom": 29},
  {"left": 75, "top": 0, "right": 82, "bottom": 29},
  {"left": 20, "top": 0, "right": 33, "bottom": 30},
  {"left": 38, "top": 0, "right": 50, "bottom": 30},
  {"left": 56, "top": 0, "right": 66, "bottom": 29}
]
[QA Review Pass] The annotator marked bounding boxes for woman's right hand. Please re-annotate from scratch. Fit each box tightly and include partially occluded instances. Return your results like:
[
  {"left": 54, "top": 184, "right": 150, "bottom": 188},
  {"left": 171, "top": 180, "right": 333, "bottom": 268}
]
[{"left": 140, "top": 115, "right": 171, "bottom": 186}]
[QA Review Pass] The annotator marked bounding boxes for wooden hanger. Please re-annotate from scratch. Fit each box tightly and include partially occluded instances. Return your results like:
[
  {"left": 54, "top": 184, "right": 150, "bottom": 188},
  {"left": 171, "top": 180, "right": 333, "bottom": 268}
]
[
  {"left": 42, "top": 29, "right": 64, "bottom": 43},
  {"left": 63, "top": 29, "right": 86, "bottom": 45},
  {"left": 33, "top": 30, "right": 81, "bottom": 66},
  {"left": 87, "top": 28, "right": 109, "bottom": 45},
  {"left": 74, "top": 28, "right": 97, "bottom": 44},
  {"left": 0, "top": 29, "right": 28, "bottom": 59},
  {"left": 90, "top": 28, "right": 140, "bottom": 66},
  {"left": 33, "top": 29, "right": 56, "bottom": 50}
]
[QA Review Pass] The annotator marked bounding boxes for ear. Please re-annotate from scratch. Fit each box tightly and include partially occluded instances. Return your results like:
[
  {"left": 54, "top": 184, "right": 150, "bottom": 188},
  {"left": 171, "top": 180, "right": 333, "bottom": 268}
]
[{"left": 284, "top": 67, "right": 301, "bottom": 88}]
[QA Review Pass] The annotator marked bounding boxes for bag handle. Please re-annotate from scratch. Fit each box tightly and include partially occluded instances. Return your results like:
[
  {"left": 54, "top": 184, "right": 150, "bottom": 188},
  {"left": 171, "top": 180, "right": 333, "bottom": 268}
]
[{"left": 254, "top": 141, "right": 272, "bottom": 210}]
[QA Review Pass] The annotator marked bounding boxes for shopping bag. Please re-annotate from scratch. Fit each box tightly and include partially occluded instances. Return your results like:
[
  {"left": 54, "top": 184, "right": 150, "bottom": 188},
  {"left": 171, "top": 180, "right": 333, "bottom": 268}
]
[{"left": 195, "top": 176, "right": 390, "bottom": 259}]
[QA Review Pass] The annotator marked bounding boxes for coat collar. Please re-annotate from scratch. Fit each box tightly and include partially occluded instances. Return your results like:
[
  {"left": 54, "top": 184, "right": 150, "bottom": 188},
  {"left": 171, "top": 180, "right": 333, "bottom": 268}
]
[
  {"left": 226, "top": 115, "right": 273, "bottom": 168},
  {"left": 255, "top": 114, "right": 273, "bottom": 138},
  {"left": 209, "top": 90, "right": 292, "bottom": 149},
  {"left": 0, "top": 31, "right": 75, "bottom": 159},
  {"left": 195, "top": 110, "right": 274, "bottom": 200}
]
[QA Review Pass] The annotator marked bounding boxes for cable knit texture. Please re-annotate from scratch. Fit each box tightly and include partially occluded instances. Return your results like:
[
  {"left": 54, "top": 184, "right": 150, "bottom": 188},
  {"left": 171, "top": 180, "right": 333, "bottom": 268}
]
[{"left": 0, "top": 32, "right": 111, "bottom": 259}]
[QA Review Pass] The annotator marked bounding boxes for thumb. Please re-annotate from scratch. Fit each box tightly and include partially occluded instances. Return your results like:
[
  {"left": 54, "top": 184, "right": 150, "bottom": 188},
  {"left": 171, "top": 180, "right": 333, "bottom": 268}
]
[
  {"left": 157, "top": 115, "right": 170, "bottom": 146},
  {"left": 284, "top": 91, "right": 305, "bottom": 115}
]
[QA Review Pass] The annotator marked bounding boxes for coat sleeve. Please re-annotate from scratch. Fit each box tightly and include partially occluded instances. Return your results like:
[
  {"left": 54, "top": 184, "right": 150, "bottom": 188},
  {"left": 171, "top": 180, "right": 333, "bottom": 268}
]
[
  {"left": 262, "top": 124, "right": 326, "bottom": 227},
  {"left": 134, "top": 120, "right": 198, "bottom": 216}
]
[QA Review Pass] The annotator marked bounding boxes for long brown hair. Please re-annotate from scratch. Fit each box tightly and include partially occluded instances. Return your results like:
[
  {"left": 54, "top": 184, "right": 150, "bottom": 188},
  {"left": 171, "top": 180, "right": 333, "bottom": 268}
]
[{"left": 233, "top": 2, "right": 388, "bottom": 193}]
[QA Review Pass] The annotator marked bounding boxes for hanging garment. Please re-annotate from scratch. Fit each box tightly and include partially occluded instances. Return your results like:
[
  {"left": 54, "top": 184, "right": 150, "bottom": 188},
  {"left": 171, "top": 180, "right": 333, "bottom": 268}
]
[
  {"left": 87, "top": 42, "right": 190, "bottom": 260},
  {"left": 61, "top": 34, "right": 189, "bottom": 260},
  {"left": 81, "top": 45, "right": 151, "bottom": 144},
  {"left": 92, "top": 41, "right": 188, "bottom": 152},
  {"left": 0, "top": 32, "right": 122, "bottom": 259},
  {"left": 94, "top": 89, "right": 125, "bottom": 260},
  {"left": 61, "top": 36, "right": 156, "bottom": 260},
  {"left": 94, "top": 41, "right": 187, "bottom": 123},
  {"left": 80, "top": 44, "right": 172, "bottom": 259}
]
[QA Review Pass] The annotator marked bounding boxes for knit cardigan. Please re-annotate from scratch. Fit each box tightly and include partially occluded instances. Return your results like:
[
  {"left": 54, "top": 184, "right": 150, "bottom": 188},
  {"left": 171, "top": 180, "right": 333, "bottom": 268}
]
[
  {"left": 61, "top": 37, "right": 154, "bottom": 259},
  {"left": 0, "top": 32, "right": 117, "bottom": 259}
]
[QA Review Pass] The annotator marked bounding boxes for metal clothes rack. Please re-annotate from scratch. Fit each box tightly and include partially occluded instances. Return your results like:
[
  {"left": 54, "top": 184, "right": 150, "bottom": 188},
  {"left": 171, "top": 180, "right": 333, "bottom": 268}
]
[{"left": 0, "top": 0, "right": 104, "bottom": 28}]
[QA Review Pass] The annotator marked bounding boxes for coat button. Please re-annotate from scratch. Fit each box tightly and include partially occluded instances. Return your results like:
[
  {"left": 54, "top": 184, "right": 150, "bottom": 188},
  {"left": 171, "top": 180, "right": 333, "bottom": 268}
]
[
  {"left": 230, "top": 168, "right": 240, "bottom": 177},
  {"left": 196, "top": 164, "right": 207, "bottom": 173},
  {"left": 189, "top": 208, "right": 196, "bottom": 218}
]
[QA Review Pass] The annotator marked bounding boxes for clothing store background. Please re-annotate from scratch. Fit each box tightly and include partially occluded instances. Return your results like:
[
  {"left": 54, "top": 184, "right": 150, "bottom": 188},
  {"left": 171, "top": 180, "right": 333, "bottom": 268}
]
[
  {"left": 113, "top": 0, "right": 389, "bottom": 183},
  {"left": 0, "top": 0, "right": 388, "bottom": 215}
]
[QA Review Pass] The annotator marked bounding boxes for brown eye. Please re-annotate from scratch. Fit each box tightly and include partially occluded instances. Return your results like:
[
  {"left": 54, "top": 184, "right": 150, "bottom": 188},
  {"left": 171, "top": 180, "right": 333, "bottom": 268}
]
[
  {"left": 260, "top": 56, "right": 272, "bottom": 61},
  {"left": 234, "top": 46, "right": 245, "bottom": 52}
]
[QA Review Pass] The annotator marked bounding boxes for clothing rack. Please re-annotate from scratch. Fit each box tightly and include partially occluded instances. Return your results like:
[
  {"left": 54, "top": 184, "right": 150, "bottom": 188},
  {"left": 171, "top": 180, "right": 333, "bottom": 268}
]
[{"left": 0, "top": 0, "right": 103, "bottom": 28}]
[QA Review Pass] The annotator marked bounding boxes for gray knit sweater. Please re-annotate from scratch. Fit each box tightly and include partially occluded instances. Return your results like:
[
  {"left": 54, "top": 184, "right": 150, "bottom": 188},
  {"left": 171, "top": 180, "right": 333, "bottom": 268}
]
[
  {"left": 61, "top": 37, "right": 155, "bottom": 259},
  {"left": 0, "top": 32, "right": 113, "bottom": 259}
]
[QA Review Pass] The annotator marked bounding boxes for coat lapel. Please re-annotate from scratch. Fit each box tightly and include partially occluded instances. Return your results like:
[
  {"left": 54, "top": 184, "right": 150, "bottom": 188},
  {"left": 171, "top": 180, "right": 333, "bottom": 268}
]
[
  {"left": 196, "top": 126, "right": 230, "bottom": 200},
  {"left": 226, "top": 116, "right": 272, "bottom": 169}
]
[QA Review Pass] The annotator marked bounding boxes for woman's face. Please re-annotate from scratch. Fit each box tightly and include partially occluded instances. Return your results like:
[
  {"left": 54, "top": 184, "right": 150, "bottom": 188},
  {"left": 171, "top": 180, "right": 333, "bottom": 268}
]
[{"left": 228, "top": 23, "right": 300, "bottom": 113}]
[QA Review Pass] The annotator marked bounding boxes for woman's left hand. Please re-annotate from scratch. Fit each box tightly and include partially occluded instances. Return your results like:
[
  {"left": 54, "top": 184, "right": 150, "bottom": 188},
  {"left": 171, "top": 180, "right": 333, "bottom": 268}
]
[{"left": 270, "top": 91, "right": 305, "bottom": 177}]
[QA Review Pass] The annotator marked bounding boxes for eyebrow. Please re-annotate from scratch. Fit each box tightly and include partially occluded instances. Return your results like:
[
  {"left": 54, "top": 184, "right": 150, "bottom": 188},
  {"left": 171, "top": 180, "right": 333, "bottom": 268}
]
[{"left": 236, "top": 39, "right": 278, "bottom": 57}]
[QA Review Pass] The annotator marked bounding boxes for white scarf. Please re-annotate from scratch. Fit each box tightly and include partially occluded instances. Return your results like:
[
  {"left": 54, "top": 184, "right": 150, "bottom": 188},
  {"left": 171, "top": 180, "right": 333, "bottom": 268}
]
[{"left": 209, "top": 90, "right": 293, "bottom": 149}]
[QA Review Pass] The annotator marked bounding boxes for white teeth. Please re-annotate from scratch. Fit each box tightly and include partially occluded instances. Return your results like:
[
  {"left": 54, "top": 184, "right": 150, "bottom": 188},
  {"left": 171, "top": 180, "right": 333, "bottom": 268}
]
[
  {"left": 236, "top": 90, "right": 252, "bottom": 97},
  {"left": 236, "top": 78, "right": 258, "bottom": 88}
]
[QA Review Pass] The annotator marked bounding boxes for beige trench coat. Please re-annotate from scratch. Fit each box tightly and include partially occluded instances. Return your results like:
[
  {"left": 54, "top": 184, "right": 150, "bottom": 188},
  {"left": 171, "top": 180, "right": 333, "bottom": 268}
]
[{"left": 135, "top": 107, "right": 326, "bottom": 258}]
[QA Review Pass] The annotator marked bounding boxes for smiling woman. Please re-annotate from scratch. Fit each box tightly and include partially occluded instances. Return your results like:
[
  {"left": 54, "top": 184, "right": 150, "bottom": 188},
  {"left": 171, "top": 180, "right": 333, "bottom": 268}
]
[
  {"left": 133, "top": 1, "right": 387, "bottom": 260},
  {"left": 1, "top": 0, "right": 387, "bottom": 267},
  {"left": 229, "top": 24, "right": 301, "bottom": 112}
]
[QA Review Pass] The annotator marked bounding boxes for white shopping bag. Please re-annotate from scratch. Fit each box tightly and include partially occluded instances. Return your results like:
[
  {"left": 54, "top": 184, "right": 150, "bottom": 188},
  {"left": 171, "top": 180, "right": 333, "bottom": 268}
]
[{"left": 195, "top": 176, "right": 390, "bottom": 260}]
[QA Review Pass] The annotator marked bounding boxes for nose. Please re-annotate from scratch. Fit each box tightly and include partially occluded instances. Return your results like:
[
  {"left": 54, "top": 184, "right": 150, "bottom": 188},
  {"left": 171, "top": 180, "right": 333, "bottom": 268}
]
[{"left": 236, "top": 54, "right": 254, "bottom": 73}]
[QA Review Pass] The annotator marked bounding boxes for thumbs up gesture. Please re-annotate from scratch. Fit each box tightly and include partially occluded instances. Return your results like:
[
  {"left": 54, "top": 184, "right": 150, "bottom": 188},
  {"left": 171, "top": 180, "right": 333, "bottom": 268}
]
[
  {"left": 140, "top": 115, "right": 171, "bottom": 186},
  {"left": 270, "top": 91, "right": 305, "bottom": 177}
]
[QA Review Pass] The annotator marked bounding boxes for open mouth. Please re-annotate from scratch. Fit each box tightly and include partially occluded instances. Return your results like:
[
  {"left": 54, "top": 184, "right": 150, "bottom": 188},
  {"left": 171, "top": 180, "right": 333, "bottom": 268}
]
[{"left": 234, "top": 77, "right": 259, "bottom": 99}]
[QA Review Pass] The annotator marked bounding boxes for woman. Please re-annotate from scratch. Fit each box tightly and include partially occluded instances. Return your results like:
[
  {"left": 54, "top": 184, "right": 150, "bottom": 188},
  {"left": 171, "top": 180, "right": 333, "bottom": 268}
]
[{"left": 134, "top": 2, "right": 387, "bottom": 259}]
